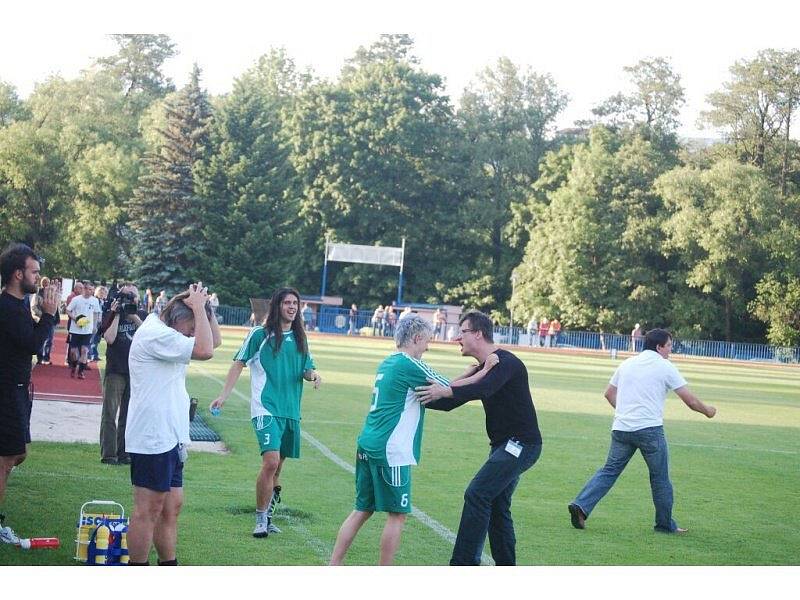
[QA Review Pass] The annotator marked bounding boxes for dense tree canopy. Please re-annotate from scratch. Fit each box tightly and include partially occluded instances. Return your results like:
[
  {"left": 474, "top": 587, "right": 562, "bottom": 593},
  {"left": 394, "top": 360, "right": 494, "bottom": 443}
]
[{"left": 2, "top": 35, "right": 799, "bottom": 347}]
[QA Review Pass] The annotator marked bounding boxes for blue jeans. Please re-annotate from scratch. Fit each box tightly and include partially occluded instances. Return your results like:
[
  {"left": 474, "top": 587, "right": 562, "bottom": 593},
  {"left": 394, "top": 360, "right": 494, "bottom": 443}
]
[
  {"left": 450, "top": 440, "right": 542, "bottom": 566},
  {"left": 572, "top": 426, "right": 677, "bottom": 532}
]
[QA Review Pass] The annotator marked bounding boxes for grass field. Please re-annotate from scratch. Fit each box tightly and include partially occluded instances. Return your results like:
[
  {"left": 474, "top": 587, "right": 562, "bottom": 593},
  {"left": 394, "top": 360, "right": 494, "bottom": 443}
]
[{"left": 2, "top": 329, "right": 799, "bottom": 566}]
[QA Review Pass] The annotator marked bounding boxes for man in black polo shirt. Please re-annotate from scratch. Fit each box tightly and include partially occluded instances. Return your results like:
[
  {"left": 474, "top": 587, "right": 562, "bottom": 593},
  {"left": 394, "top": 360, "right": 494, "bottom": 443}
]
[
  {"left": 416, "top": 310, "right": 542, "bottom": 566},
  {"left": 0, "top": 243, "right": 60, "bottom": 540}
]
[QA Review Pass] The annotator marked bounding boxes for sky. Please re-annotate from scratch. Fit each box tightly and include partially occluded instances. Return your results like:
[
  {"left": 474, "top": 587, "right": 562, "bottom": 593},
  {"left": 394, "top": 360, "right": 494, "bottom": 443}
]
[{"left": 2, "top": 0, "right": 799, "bottom": 139}]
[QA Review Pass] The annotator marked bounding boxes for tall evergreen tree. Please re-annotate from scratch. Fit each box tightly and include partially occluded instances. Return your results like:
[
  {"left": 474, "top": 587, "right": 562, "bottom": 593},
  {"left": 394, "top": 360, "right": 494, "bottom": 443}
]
[
  {"left": 129, "top": 65, "right": 212, "bottom": 293},
  {"left": 195, "top": 49, "right": 310, "bottom": 304}
]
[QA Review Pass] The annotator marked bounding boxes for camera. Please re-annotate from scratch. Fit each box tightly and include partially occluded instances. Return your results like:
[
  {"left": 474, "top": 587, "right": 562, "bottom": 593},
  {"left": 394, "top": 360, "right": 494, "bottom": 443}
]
[{"left": 115, "top": 291, "right": 138, "bottom": 315}]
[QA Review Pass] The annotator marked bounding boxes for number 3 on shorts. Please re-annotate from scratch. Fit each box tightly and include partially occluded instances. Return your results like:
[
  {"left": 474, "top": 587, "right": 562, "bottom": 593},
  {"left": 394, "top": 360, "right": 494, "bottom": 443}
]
[
  {"left": 401, "top": 493, "right": 409, "bottom": 508},
  {"left": 264, "top": 433, "right": 270, "bottom": 444}
]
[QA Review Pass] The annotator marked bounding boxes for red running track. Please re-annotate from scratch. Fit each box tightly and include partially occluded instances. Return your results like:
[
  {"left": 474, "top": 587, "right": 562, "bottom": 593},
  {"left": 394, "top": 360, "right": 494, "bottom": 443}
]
[{"left": 31, "top": 329, "right": 103, "bottom": 404}]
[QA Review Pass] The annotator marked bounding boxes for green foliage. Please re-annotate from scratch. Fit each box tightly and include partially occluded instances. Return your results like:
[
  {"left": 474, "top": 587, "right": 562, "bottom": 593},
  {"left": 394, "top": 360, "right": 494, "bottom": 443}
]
[
  {"left": 593, "top": 57, "right": 685, "bottom": 134},
  {"left": 658, "top": 159, "right": 779, "bottom": 340},
  {"left": 511, "top": 127, "right": 676, "bottom": 331},
  {"left": 285, "top": 37, "right": 470, "bottom": 306},
  {"left": 129, "top": 65, "right": 212, "bottom": 294},
  {"left": 194, "top": 49, "right": 311, "bottom": 304},
  {"left": 452, "top": 58, "right": 569, "bottom": 311}
]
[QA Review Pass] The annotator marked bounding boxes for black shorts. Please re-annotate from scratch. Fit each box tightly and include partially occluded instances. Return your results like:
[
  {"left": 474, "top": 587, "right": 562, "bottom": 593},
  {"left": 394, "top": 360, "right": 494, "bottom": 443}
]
[
  {"left": 0, "top": 384, "right": 32, "bottom": 456},
  {"left": 68, "top": 333, "right": 92, "bottom": 349},
  {"left": 130, "top": 445, "right": 184, "bottom": 492}
]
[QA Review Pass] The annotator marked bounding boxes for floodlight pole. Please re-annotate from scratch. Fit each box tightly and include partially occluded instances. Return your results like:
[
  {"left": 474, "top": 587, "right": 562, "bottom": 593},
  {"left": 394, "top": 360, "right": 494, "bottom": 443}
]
[
  {"left": 396, "top": 237, "right": 406, "bottom": 305},
  {"left": 320, "top": 236, "right": 330, "bottom": 298}
]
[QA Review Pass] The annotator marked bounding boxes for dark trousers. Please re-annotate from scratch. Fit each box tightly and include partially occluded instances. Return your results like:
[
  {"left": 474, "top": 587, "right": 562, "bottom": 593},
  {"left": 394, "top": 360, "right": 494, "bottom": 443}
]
[
  {"left": 100, "top": 373, "right": 130, "bottom": 461},
  {"left": 450, "top": 441, "right": 541, "bottom": 566}
]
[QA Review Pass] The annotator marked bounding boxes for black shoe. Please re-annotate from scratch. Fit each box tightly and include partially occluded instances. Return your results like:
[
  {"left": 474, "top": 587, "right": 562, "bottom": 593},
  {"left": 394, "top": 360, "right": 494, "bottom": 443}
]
[
  {"left": 117, "top": 456, "right": 131, "bottom": 465},
  {"left": 568, "top": 503, "right": 586, "bottom": 529},
  {"left": 101, "top": 458, "right": 118, "bottom": 465}
]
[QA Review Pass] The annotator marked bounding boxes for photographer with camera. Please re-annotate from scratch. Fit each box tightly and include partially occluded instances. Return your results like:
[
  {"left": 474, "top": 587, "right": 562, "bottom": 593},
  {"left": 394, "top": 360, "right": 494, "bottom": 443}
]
[{"left": 99, "top": 283, "right": 147, "bottom": 465}]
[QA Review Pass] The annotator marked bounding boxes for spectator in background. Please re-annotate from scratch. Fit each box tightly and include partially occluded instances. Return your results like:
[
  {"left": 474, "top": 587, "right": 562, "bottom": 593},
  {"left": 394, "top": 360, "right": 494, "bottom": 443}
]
[
  {"left": 399, "top": 306, "right": 413, "bottom": 321},
  {"left": 631, "top": 323, "right": 643, "bottom": 352},
  {"left": 385, "top": 302, "right": 397, "bottom": 337},
  {"left": 31, "top": 277, "right": 56, "bottom": 365},
  {"left": 209, "top": 292, "right": 220, "bottom": 318},
  {"left": 144, "top": 288, "right": 154, "bottom": 314},
  {"left": 66, "top": 282, "right": 102, "bottom": 379},
  {"left": 538, "top": 317, "right": 549, "bottom": 348},
  {"left": 63, "top": 281, "right": 84, "bottom": 364},
  {"left": 372, "top": 305, "right": 384, "bottom": 337},
  {"left": 438, "top": 310, "right": 448, "bottom": 341},
  {"left": 153, "top": 290, "right": 167, "bottom": 316},
  {"left": 526, "top": 316, "right": 538, "bottom": 347},
  {"left": 302, "top": 302, "right": 313, "bottom": 331},
  {"left": 348, "top": 303, "right": 358, "bottom": 335},
  {"left": 552, "top": 318, "right": 562, "bottom": 348},
  {"left": 89, "top": 286, "right": 108, "bottom": 362},
  {"left": 432, "top": 309, "right": 443, "bottom": 341},
  {"left": 0, "top": 243, "right": 60, "bottom": 541},
  {"left": 99, "top": 283, "right": 147, "bottom": 465},
  {"left": 125, "top": 283, "right": 221, "bottom": 566}
]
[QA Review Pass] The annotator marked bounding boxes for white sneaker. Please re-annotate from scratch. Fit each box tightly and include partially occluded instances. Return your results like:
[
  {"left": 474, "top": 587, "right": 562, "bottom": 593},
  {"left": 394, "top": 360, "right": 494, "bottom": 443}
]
[
  {"left": 252, "top": 520, "right": 269, "bottom": 538},
  {"left": 267, "top": 521, "right": 282, "bottom": 534}
]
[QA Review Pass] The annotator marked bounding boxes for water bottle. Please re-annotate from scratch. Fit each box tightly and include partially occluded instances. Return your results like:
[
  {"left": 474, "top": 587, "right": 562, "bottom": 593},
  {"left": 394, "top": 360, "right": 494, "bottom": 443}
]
[{"left": 19, "top": 537, "right": 60, "bottom": 550}]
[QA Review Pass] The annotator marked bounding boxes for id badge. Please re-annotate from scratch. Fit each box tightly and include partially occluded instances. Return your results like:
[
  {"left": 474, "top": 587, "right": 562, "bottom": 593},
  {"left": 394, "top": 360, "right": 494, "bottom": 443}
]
[{"left": 505, "top": 439, "right": 523, "bottom": 458}]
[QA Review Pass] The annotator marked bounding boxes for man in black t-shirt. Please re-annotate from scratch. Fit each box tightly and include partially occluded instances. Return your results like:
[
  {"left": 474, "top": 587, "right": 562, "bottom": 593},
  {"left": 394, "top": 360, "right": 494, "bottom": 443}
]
[
  {"left": 0, "top": 243, "right": 60, "bottom": 540},
  {"left": 98, "top": 283, "right": 146, "bottom": 465},
  {"left": 416, "top": 310, "right": 542, "bottom": 566}
]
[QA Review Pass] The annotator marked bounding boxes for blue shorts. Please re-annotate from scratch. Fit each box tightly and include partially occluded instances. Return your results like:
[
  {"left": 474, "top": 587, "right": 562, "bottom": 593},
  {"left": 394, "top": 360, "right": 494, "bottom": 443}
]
[{"left": 130, "top": 445, "right": 184, "bottom": 492}]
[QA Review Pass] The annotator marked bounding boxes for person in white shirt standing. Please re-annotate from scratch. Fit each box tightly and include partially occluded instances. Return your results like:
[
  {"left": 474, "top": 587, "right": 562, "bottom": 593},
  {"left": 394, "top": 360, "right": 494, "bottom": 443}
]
[
  {"left": 568, "top": 328, "right": 716, "bottom": 534},
  {"left": 125, "top": 282, "right": 221, "bottom": 565},
  {"left": 66, "top": 281, "right": 102, "bottom": 379}
]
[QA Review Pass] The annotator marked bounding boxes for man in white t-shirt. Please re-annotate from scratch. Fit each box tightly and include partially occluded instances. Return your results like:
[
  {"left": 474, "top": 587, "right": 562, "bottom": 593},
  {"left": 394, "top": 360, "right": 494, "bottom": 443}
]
[
  {"left": 66, "top": 281, "right": 102, "bottom": 379},
  {"left": 125, "top": 282, "right": 221, "bottom": 566},
  {"left": 568, "top": 328, "right": 716, "bottom": 534}
]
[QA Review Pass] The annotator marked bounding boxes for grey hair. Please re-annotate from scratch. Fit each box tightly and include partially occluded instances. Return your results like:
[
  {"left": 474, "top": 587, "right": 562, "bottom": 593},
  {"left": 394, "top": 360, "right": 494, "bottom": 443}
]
[
  {"left": 394, "top": 314, "right": 433, "bottom": 348},
  {"left": 160, "top": 290, "right": 212, "bottom": 328}
]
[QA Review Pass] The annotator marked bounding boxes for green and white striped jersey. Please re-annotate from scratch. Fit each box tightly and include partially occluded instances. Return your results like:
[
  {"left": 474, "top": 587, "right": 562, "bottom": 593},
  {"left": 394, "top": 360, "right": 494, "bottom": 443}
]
[
  {"left": 234, "top": 327, "right": 315, "bottom": 421},
  {"left": 357, "top": 352, "right": 449, "bottom": 467}
]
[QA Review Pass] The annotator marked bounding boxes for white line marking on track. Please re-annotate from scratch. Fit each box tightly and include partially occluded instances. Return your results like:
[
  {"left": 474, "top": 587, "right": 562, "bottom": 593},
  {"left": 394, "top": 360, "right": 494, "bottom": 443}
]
[{"left": 196, "top": 367, "right": 495, "bottom": 565}]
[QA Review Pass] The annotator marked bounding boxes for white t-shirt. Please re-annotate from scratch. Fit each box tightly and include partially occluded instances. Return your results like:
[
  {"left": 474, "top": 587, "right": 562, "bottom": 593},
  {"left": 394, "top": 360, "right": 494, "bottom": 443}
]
[
  {"left": 67, "top": 295, "right": 102, "bottom": 334},
  {"left": 125, "top": 314, "right": 196, "bottom": 454},
  {"left": 610, "top": 350, "right": 687, "bottom": 432}
]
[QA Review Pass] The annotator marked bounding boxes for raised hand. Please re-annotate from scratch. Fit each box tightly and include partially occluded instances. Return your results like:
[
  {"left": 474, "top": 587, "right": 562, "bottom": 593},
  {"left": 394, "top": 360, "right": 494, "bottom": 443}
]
[
  {"left": 42, "top": 283, "right": 61, "bottom": 316},
  {"left": 185, "top": 281, "right": 209, "bottom": 312}
]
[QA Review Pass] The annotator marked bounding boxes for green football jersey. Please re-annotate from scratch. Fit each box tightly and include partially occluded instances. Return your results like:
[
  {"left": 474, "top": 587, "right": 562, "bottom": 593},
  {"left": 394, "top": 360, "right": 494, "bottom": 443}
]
[
  {"left": 357, "top": 352, "right": 449, "bottom": 467},
  {"left": 234, "top": 327, "right": 315, "bottom": 421}
]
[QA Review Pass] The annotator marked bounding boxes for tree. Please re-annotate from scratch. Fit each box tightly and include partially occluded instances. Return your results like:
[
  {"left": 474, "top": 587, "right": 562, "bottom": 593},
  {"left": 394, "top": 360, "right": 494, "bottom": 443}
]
[
  {"left": 702, "top": 48, "right": 800, "bottom": 188},
  {"left": 0, "top": 81, "right": 29, "bottom": 126},
  {"left": 593, "top": 57, "right": 685, "bottom": 134},
  {"left": 511, "top": 127, "right": 675, "bottom": 332},
  {"left": 657, "top": 159, "right": 780, "bottom": 341},
  {"left": 195, "top": 49, "right": 311, "bottom": 304},
  {"left": 128, "top": 65, "right": 212, "bottom": 293},
  {"left": 285, "top": 36, "right": 470, "bottom": 306},
  {"left": 95, "top": 34, "right": 177, "bottom": 114},
  {"left": 453, "top": 58, "right": 569, "bottom": 315}
]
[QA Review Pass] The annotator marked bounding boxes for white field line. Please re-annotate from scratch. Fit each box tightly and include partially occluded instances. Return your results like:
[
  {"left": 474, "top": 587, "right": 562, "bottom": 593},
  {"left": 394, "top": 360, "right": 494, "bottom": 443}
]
[{"left": 197, "top": 367, "right": 495, "bottom": 565}]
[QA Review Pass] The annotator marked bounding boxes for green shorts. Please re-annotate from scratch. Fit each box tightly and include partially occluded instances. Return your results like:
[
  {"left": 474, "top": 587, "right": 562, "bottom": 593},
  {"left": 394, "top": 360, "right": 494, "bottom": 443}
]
[
  {"left": 354, "top": 448, "right": 412, "bottom": 514},
  {"left": 251, "top": 415, "right": 300, "bottom": 458}
]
